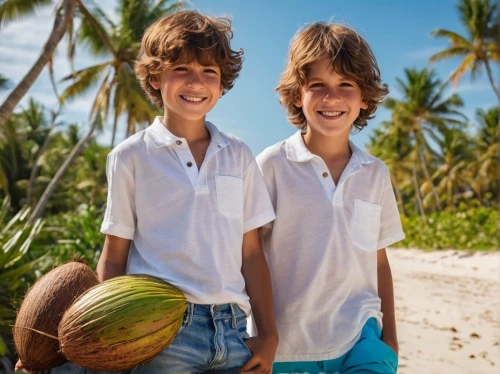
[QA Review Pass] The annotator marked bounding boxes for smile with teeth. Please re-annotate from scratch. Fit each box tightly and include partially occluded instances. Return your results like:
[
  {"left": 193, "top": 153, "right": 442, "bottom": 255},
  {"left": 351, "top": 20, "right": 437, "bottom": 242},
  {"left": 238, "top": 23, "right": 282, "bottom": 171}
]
[
  {"left": 181, "top": 95, "right": 206, "bottom": 102},
  {"left": 319, "top": 111, "right": 343, "bottom": 117}
]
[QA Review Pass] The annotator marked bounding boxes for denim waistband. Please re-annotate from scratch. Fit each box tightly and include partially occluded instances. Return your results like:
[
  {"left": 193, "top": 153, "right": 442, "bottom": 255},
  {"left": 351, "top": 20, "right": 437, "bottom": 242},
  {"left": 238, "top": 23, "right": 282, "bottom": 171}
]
[{"left": 184, "top": 303, "right": 245, "bottom": 328}]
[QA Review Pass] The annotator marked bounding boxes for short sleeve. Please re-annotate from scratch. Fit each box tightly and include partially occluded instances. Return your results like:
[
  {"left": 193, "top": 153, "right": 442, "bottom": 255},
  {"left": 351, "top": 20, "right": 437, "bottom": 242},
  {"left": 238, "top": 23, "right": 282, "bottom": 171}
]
[
  {"left": 100, "top": 151, "right": 136, "bottom": 240},
  {"left": 377, "top": 170, "right": 405, "bottom": 249},
  {"left": 255, "top": 155, "right": 277, "bottom": 230},
  {"left": 242, "top": 160, "right": 276, "bottom": 233}
]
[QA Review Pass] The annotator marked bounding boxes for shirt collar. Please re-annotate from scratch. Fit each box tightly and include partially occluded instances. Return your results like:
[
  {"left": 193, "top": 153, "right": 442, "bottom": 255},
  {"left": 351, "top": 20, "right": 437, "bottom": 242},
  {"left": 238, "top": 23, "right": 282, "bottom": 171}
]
[
  {"left": 146, "top": 116, "right": 229, "bottom": 148},
  {"left": 285, "top": 130, "right": 376, "bottom": 166}
]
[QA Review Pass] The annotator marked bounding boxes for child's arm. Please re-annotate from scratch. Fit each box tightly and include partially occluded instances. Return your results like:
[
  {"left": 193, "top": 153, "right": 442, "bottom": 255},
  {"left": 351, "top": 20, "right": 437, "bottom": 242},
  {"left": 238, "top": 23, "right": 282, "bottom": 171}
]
[
  {"left": 240, "top": 227, "right": 278, "bottom": 374},
  {"left": 377, "top": 248, "right": 398, "bottom": 355},
  {"left": 96, "top": 234, "right": 131, "bottom": 282}
]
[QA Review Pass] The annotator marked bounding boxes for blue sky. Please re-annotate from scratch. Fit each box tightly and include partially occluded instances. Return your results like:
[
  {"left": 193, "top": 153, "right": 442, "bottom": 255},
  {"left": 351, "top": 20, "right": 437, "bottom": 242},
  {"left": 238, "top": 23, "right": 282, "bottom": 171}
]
[{"left": 0, "top": 0, "right": 497, "bottom": 155}]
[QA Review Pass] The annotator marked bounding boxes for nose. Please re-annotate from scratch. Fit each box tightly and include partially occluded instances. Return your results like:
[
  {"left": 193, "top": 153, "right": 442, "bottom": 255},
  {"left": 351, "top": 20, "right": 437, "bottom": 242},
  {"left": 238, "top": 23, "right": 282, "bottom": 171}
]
[
  {"left": 186, "top": 71, "right": 204, "bottom": 88},
  {"left": 323, "top": 89, "right": 341, "bottom": 103}
]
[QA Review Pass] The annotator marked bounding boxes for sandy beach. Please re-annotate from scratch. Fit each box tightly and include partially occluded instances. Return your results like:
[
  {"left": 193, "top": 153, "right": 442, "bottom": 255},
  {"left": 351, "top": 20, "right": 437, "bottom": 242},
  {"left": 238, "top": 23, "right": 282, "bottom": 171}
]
[{"left": 390, "top": 248, "right": 499, "bottom": 374}]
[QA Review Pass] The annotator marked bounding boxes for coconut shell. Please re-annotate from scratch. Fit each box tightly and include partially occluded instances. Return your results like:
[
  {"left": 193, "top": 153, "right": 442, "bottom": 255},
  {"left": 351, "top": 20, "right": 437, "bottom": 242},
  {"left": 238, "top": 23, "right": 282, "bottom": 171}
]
[{"left": 13, "top": 260, "right": 100, "bottom": 372}]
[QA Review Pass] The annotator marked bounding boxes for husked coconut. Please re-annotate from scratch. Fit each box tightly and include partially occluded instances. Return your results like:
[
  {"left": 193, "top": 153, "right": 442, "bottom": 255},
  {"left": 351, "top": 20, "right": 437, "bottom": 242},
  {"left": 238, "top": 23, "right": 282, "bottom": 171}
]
[
  {"left": 13, "top": 259, "right": 99, "bottom": 372},
  {"left": 59, "top": 274, "right": 187, "bottom": 371}
]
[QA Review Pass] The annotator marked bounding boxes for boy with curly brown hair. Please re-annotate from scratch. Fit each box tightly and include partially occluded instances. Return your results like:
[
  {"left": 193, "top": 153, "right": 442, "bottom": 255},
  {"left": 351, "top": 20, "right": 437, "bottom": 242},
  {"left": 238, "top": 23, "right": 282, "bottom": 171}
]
[
  {"left": 257, "top": 22, "right": 404, "bottom": 373},
  {"left": 16, "top": 10, "right": 277, "bottom": 374}
]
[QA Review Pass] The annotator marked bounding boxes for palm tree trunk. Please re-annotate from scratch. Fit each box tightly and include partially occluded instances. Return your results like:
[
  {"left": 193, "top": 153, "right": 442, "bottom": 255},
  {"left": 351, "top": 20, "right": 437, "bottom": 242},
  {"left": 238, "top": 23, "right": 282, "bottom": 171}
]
[
  {"left": 26, "top": 127, "right": 53, "bottom": 206},
  {"left": 28, "top": 111, "right": 98, "bottom": 224},
  {"left": 412, "top": 161, "right": 427, "bottom": 225},
  {"left": 448, "top": 178, "right": 455, "bottom": 211},
  {"left": 483, "top": 59, "right": 500, "bottom": 102},
  {"left": 0, "top": 0, "right": 76, "bottom": 127},
  {"left": 419, "top": 147, "right": 442, "bottom": 212},
  {"left": 26, "top": 117, "right": 60, "bottom": 206}
]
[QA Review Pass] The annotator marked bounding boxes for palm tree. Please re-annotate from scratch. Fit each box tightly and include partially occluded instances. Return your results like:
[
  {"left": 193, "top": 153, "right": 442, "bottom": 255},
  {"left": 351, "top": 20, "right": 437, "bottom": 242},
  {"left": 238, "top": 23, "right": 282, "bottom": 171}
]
[
  {"left": 28, "top": 0, "right": 178, "bottom": 223},
  {"left": 430, "top": 128, "right": 474, "bottom": 209},
  {"left": 429, "top": 0, "right": 499, "bottom": 237},
  {"left": 385, "top": 68, "right": 467, "bottom": 215},
  {"left": 0, "top": 0, "right": 76, "bottom": 126},
  {"left": 471, "top": 107, "right": 498, "bottom": 203},
  {"left": 429, "top": 0, "right": 499, "bottom": 100},
  {"left": 0, "top": 99, "right": 52, "bottom": 208},
  {"left": 368, "top": 122, "right": 412, "bottom": 217},
  {"left": 61, "top": 0, "right": 176, "bottom": 146}
]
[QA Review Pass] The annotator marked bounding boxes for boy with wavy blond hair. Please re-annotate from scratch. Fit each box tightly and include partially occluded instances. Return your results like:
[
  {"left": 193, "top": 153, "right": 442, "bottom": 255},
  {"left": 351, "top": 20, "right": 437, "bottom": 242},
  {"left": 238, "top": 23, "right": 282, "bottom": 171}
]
[
  {"left": 15, "top": 10, "right": 279, "bottom": 374},
  {"left": 18, "top": 9, "right": 278, "bottom": 374},
  {"left": 257, "top": 22, "right": 404, "bottom": 373},
  {"left": 100, "top": 10, "right": 279, "bottom": 374}
]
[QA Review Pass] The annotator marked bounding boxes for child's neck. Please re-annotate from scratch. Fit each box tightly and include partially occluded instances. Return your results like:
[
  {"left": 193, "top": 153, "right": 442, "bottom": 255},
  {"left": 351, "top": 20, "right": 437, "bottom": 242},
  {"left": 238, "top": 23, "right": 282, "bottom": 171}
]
[
  {"left": 160, "top": 114, "right": 210, "bottom": 143},
  {"left": 302, "top": 130, "right": 352, "bottom": 185},
  {"left": 302, "top": 130, "right": 351, "bottom": 163}
]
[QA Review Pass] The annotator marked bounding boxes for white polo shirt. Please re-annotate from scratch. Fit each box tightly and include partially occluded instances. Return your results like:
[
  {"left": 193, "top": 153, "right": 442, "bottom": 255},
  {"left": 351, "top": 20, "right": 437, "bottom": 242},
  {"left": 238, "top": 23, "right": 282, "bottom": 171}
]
[
  {"left": 256, "top": 131, "right": 405, "bottom": 361},
  {"left": 101, "top": 117, "right": 275, "bottom": 315}
]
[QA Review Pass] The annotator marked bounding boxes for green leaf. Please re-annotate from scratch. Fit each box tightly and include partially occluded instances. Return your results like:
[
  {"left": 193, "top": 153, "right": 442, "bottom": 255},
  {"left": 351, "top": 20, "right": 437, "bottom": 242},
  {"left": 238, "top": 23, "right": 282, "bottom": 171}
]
[{"left": 0, "top": 0, "right": 51, "bottom": 28}]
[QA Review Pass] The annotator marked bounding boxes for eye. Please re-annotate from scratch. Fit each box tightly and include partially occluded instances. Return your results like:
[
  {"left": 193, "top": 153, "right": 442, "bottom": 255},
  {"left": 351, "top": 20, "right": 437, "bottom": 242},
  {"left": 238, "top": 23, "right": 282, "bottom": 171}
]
[
  {"left": 309, "top": 82, "right": 323, "bottom": 88},
  {"left": 340, "top": 82, "right": 354, "bottom": 87},
  {"left": 173, "top": 66, "right": 187, "bottom": 71},
  {"left": 204, "top": 68, "right": 218, "bottom": 74}
]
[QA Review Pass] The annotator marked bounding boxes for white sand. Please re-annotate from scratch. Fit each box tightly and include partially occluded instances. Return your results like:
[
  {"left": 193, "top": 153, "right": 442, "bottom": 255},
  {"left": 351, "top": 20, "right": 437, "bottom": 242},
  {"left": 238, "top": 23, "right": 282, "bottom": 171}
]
[{"left": 389, "top": 248, "right": 499, "bottom": 374}]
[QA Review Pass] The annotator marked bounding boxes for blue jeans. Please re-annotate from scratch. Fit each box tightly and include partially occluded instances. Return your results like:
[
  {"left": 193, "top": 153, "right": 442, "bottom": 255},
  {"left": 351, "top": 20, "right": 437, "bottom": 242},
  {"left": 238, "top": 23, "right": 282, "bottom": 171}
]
[
  {"left": 50, "top": 303, "right": 252, "bottom": 374},
  {"left": 130, "top": 303, "right": 252, "bottom": 373}
]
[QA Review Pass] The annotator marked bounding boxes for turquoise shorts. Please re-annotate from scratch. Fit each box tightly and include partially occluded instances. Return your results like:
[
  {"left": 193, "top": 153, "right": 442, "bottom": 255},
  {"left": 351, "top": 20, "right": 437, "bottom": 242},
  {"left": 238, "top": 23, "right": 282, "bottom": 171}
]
[{"left": 273, "top": 318, "right": 398, "bottom": 374}]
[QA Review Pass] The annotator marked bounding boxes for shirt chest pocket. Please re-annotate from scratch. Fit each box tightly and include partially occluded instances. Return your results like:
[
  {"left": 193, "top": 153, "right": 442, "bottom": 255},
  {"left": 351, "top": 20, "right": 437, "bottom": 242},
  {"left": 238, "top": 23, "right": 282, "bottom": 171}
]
[
  {"left": 215, "top": 175, "right": 243, "bottom": 219},
  {"left": 350, "top": 199, "right": 382, "bottom": 252}
]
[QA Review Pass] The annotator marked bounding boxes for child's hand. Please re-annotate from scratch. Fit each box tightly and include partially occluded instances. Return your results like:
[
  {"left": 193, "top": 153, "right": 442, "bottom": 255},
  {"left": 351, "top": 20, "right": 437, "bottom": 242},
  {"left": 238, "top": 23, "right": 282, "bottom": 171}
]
[{"left": 240, "top": 335, "right": 278, "bottom": 374}]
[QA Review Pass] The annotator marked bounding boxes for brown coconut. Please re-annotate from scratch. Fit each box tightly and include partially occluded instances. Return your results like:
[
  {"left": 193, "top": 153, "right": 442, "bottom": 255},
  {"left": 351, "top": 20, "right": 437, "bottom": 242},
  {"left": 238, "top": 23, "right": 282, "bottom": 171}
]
[{"left": 13, "top": 259, "right": 100, "bottom": 372}]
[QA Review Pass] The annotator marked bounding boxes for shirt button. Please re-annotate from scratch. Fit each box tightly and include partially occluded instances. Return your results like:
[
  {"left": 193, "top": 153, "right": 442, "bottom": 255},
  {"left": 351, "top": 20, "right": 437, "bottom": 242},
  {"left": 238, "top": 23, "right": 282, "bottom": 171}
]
[
  {"left": 186, "top": 161, "right": 193, "bottom": 167},
  {"left": 217, "top": 145, "right": 222, "bottom": 148},
  {"left": 175, "top": 140, "right": 182, "bottom": 145},
  {"left": 322, "top": 172, "right": 329, "bottom": 178}
]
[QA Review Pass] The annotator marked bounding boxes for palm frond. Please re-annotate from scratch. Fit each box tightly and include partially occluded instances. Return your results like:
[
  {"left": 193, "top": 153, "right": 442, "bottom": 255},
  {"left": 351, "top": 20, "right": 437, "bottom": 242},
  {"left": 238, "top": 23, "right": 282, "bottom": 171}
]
[
  {"left": 0, "top": 0, "right": 51, "bottom": 28},
  {"left": 428, "top": 46, "right": 472, "bottom": 63},
  {"left": 90, "top": 71, "right": 112, "bottom": 125},
  {"left": 430, "top": 28, "right": 472, "bottom": 47},
  {"left": 76, "top": 0, "right": 118, "bottom": 58},
  {"left": 150, "top": 0, "right": 180, "bottom": 20},
  {"left": 88, "top": 0, "right": 116, "bottom": 30},
  {"left": 60, "top": 62, "right": 111, "bottom": 103}
]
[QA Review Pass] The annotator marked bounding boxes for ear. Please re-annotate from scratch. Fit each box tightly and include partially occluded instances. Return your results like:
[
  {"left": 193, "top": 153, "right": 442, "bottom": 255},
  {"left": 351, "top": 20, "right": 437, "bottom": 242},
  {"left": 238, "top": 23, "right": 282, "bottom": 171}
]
[
  {"left": 150, "top": 75, "right": 161, "bottom": 90},
  {"left": 219, "top": 84, "right": 224, "bottom": 98},
  {"left": 360, "top": 100, "right": 368, "bottom": 110}
]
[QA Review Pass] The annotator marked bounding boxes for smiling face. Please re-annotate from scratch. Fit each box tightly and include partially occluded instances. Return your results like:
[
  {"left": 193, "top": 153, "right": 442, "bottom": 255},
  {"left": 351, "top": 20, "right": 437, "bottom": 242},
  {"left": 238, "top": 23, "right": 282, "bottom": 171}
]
[
  {"left": 296, "top": 58, "right": 368, "bottom": 138},
  {"left": 150, "top": 60, "right": 224, "bottom": 125}
]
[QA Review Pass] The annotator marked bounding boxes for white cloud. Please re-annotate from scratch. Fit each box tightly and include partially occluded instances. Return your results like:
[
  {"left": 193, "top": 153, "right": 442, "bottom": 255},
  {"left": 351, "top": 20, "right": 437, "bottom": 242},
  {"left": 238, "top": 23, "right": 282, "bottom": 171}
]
[
  {"left": 403, "top": 46, "right": 443, "bottom": 60},
  {"left": 445, "top": 82, "right": 494, "bottom": 96}
]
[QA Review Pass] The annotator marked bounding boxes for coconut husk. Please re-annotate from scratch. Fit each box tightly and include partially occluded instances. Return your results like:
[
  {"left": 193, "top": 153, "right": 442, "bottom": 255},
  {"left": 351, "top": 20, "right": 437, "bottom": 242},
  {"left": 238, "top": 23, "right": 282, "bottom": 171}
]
[
  {"left": 13, "top": 260, "right": 100, "bottom": 372},
  {"left": 58, "top": 274, "right": 187, "bottom": 371}
]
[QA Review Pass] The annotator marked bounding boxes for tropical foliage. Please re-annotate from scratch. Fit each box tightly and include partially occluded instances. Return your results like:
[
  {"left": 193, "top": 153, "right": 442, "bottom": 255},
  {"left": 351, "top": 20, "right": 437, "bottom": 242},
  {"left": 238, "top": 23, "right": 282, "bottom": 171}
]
[
  {"left": 429, "top": 0, "right": 499, "bottom": 99},
  {"left": 0, "top": 0, "right": 497, "bottom": 367}
]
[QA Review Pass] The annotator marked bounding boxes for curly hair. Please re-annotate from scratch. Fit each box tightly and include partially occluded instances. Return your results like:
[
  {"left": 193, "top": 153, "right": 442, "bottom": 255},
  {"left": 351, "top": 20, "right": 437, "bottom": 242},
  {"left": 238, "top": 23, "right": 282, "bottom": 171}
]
[
  {"left": 135, "top": 10, "right": 244, "bottom": 108},
  {"left": 276, "top": 22, "right": 388, "bottom": 131}
]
